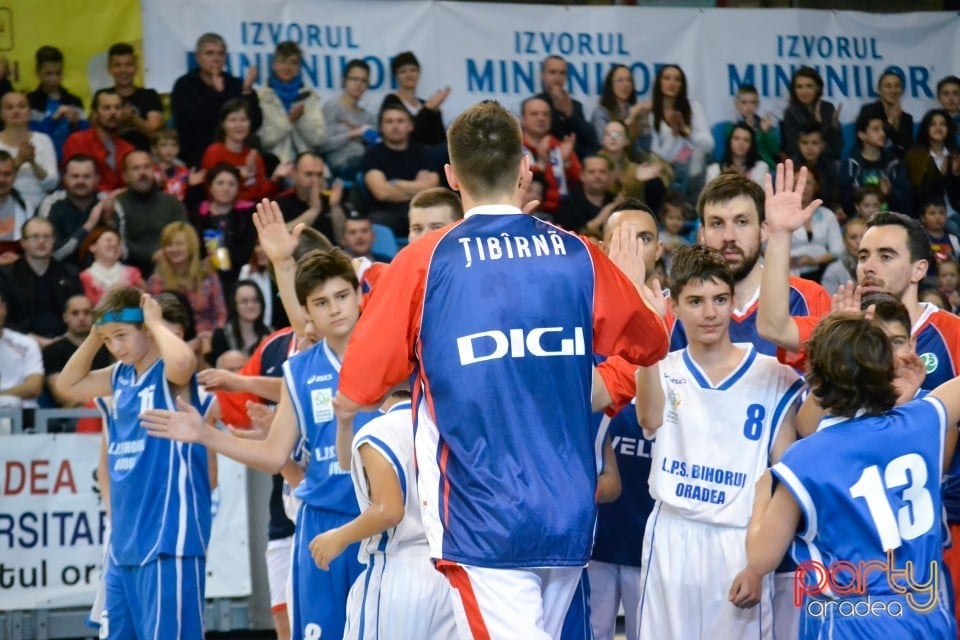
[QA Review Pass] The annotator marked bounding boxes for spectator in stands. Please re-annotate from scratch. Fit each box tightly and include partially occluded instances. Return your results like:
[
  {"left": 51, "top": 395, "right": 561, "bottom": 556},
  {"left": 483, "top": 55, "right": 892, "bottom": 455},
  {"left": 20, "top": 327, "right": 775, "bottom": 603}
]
[
  {"left": 147, "top": 221, "right": 227, "bottom": 355},
  {"left": 171, "top": 33, "right": 262, "bottom": 167},
  {"left": 0, "top": 216, "right": 82, "bottom": 346},
  {"left": 936, "top": 76, "right": 960, "bottom": 131},
  {"left": 258, "top": 41, "right": 326, "bottom": 164},
  {"left": 556, "top": 155, "right": 618, "bottom": 234},
  {"left": 781, "top": 66, "right": 843, "bottom": 160},
  {"left": 317, "top": 59, "right": 378, "bottom": 180},
  {"left": 202, "top": 99, "right": 284, "bottom": 202},
  {"left": 184, "top": 162, "right": 257, "bottom": 294},
  {"left": 379, "top": 51, "right": 448, "bottom": 147},
  {"left": 920, "top": 195, "right": 958, "bottom": 264},
  {"left": 729, "top": 84, "right": 779, "bottom": 169},
  {"left": 597, "top": 119, "right": 669, "bottom": 211},
  {"left": 905, "top": 109, "right": 957, "bottom": 202},
  {"left": 62, "top": 89, "right": 133, "bottom": 192},
  {"left": 42, "top": 293, "right": 112, "bottom": 407},
  {"left": 45, "top": 155, "right": 105, "bottom": 265},
  {"left": 646, "top": 64, "right": 713, "bottom": 201},
  {"left": 113, "top": 151, "right": 188, "bottom": 276},
  {"left": 658, "top": 191, "right": 691, "bottom": 272},
  {"left": 857, "top": 69, "right": 914, "bottom": 157},
  {"left": 705, "top": 123, "right": 769, "bottom": 187},
  {"left": 0, "top": 289, "right": 44, "bottom": 410},
  {"left": 791, "top": 123, "right": 840, "bottom": 213},
  {"left": 536, "top": 55, "right": 596, "bottom": 159},
  {"left": 937, "top": 259, "right": 960, "bottom": 313},
  {"left": 238, "top": 243, "right": 274, "bottom": 327},
  {"left": 789, "top": 168, "right": 843, "bottom": 282},
  {"left": 521, "top": 96, "right": 581, "bottom": 215},
  {"left": 340, "top": 210, "right": 392, "bottom": 262},
  {"left": 0, "top": 91, "right": 58, "bottom": 212},
  {"left": 208, "top": 279, "right": 272, "bottom": 366},
  {"left": 273, "top": 151, "right": 343, "bottom": 242},
  {"left": 360, "top": 103, "right": 439, "bottom": 237},
  {"left": 853, "top": 184, "right": 884, "bottom": 220},
  {"left": 79, "top": 227, "right": 144, "bottom": 306},
  {"left": 106, "top": 42, "right": 163, "bottom": 152},
  {"left": 840, "top": 110, "right": 912, "bottom": 217},
  {"left": 0, "top": 150, "right": 29, "bottom": 264},
  {"left": 152, "top": 128, "right": 192, "bottom": 201},
  {"left": 590, "top": 64, "right": 649, "bottom": 159},
  {"left": 821, "top": 216, "right": 866, "bottom": 295},
  {"left": 407, "top": 187, "right": 463, "bottom": 243},
  {"left": 27, "top": 46, "right": 86, "bottom": 160}
]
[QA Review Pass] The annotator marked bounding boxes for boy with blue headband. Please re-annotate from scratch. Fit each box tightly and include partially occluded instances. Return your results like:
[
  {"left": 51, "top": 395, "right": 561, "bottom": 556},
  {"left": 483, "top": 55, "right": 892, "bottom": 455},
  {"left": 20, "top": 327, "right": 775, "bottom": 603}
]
[{"left": 55, "top": 286, "right": 209, "bottom": 639}]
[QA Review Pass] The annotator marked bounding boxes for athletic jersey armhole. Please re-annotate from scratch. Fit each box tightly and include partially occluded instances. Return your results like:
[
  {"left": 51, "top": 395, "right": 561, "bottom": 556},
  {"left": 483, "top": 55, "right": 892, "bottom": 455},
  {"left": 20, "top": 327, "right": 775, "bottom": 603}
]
[
  {"left": 281, "top": 360, "right": 307, "bottom": 440},
  {"left": 771, "top": 461, "right": 817, "bottom": 542},
  {"left": 354, "top": 434, "right": 407, "bottom": 502},
  {"left": 768, "top": 378, "right": 806, "bottom": 457}
]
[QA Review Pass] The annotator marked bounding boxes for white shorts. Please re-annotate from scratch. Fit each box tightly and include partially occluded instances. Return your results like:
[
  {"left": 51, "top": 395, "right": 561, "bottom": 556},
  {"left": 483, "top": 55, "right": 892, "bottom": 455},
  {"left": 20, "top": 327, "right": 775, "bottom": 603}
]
[
  {"left": 588, "top": 560, "right": 641, "bottom": 640},
  {"left": 439, "top": 562, "right": 581, "bottom": 640},
  {"left": 773, "top": 572, "right": 800, "bottom": 640},
  {"left": 265, "top": 537, "right": 294, "bottom": 612},
  {"left": 637, "top": 503, "right": 773, "bottom": 640},
  {"left": 344, "top": 547, "right": 456, "bottom": 640}
]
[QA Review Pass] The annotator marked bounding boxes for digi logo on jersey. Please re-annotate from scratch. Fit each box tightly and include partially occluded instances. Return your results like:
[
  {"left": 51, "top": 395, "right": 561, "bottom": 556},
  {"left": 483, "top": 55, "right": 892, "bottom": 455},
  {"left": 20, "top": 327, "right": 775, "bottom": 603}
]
[
  {"left": 456, "top": 326, "right": 586, "bottom": 366},
  {"left": 794, "top": 549, "right": 939, "bottom": 617}
]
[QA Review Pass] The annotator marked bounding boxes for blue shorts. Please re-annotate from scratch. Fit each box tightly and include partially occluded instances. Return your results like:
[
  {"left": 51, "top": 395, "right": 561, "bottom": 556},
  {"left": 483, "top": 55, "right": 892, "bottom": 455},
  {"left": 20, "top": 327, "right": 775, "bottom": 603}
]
[
  {"left": 292, "top": 505, "right": 364, "bottom": 640},
  {"left": 101, "top": 555, "right": 205, "bottom": 639},
  {"left": 560, "top": 569, "right": 593, "bottom": 640}
]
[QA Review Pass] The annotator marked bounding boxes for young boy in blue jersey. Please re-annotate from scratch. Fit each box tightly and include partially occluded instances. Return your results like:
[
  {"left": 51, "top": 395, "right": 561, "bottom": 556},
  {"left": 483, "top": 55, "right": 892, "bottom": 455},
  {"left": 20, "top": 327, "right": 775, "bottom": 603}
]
[
  {"left": 747, "top": 312, "right": 960, "bottom": 639},
  {"left": 55, "top": 287, "right": 208, "bottom": 639},
  {"left": 141, "top": 242, "right": 380, "bottom": 640},
  {"left": 634, "top": 245, "right": 803, "bottom": 640}
]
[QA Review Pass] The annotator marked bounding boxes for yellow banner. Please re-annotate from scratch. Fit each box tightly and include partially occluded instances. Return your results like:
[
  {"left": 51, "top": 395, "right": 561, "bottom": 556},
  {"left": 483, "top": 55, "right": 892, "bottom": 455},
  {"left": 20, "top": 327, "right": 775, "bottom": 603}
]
[{"left": 0, "top": 0, "right": 143, "bottom": 108}]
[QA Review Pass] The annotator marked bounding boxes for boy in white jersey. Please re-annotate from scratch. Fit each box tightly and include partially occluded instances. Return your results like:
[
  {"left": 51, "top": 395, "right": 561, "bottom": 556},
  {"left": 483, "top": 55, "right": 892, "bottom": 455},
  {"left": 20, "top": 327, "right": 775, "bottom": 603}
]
[
  {"left": 634, "top": 245, "right": 803, "bottom": 640},
  {"left": 311, "top": 389, "right": 457, "bottom": 639}
]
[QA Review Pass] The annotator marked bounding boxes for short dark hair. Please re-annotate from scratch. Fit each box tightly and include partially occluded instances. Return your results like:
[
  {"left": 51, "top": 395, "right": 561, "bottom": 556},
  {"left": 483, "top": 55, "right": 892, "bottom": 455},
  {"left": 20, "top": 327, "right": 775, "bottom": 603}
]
[
  {"left": 612, "top": 197, "right": 655, "bottom": 218},
  {"left": 153, "top": 292, "right": 191, "bottom": 334},
  {"left": 855, "top": 109, "right": 883, "bottom": 134},
  {"left": 670, "top": 245, "right": 734, "bottom": 298},
  {"left": 854, "top": 185, "right": 883, "bottom": 205},
  {"left": 35, "top": 46, "right": 63, "bottom": 69},
  {"left": 520, "top": 96, "right": 550, "bottom": 118},
  {"left": 195, "top": 33, "right": 226, "bottom": 54},
  {"left": 937, "top": 75, "right": 960, "bottom": 96},
  {"left": 91, "top": 88, "right": 120, "bottom": 112},
  {"left": 447, "top": 101, "right": 523, "bottom": 200},
  {"left": 541, "top": 54, "right": 566, "bottom": 71},
  {"left": 697, "top": 172, "right": 765, "bottom": 224},
  {"left": 920, "top": 194, "right": 947, "bottom": 215},
  {"left": 107, "top": 43, "right": 135, "bottom": 59},
  {"left": 205, "top": 162, "right": 242, "bottom": 190},
  {"left": 865, "top": 211, "right": 932, "bottom": 265},
  {"left": 736, "top": 84, "right": 758, "bottom": 96},
  {"left": 860, "top": 292, "right": 910, "bottom": 334},
  {"left": 274, "top": 41, "right": 302, "bottom": 61},
  {"left": 379, "top": 102, "right": 412, "bottom": 127},
  {"left": 215, "top": 98, "right": 253, "bottom": 143},
  {"left": 152, "top": 128, "right": 179, "bottom": 145},
  {"left": 0, "top": 149, "right": 14, "bottom": 167},
  {"left": 342, "top": 59, "right": 370, "bottom": 87},
  {"left": 409, "top": 188, "right": 464, "bottom": 220},
  {"left": 806, "top": 313, "right": 895, "bottom": 417},
  {"left": 294, "top": 249, "right": 358, "bottom": 305},
  {"left": 390, "top": 51, "right": 419, "bottom": 76}
]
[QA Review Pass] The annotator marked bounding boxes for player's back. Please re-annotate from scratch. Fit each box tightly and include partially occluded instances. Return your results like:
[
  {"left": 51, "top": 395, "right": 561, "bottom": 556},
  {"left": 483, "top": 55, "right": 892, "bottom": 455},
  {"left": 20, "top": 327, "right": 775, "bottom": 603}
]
[
  {"left": 418, "top": 213, "right": 602, "bottom": 567},
  {"left": 351, "top": 400, "right": 427, "bottom": 561},
  {"left": 649, "top": 346, "right": 803, "bottom": 527},
  {"left": 99, "top": 360, "right": 210, "bottom": 565},
  {"left": 775, "top": 398, "right": 948, "bottom": 598}
]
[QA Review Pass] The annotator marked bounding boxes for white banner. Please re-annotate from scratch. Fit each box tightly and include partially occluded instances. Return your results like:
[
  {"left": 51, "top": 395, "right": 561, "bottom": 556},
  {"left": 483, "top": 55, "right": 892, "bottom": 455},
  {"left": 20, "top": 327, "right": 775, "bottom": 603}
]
[
  {"left": 0, "top": 434, "right": 250, "bottom": 610},
  {"left": 142, "top": 2, "right": 959, "bottom": 132}
]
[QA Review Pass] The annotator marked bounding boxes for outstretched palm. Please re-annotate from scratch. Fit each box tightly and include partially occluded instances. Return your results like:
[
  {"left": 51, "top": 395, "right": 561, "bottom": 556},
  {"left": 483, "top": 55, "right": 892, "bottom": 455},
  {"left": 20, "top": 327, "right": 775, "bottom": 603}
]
[
  {"left": 763, "top": 160, "right": 822, "bottom": 235},
  {"left": 253, "top": 198, "right": 302, "bottom": 263}
]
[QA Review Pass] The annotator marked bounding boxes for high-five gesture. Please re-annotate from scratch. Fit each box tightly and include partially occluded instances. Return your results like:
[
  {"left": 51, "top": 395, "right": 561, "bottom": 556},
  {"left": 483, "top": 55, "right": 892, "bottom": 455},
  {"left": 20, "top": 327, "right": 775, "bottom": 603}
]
[
  {"left": 763, "top": 159, "right": 822, "bottom": 235},
  {"left": 253, "top": 198, "right": 304, "bottom": 265}
]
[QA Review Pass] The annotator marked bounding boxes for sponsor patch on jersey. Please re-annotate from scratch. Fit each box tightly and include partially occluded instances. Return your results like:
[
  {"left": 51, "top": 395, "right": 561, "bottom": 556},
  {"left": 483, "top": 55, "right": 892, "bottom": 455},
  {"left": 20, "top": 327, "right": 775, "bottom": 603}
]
[
  {"left": 311, "top": 387, "right": 333, "bottom": 423},
  {"left": 920, "top": 352, "right": 939, "bottom": 374}
]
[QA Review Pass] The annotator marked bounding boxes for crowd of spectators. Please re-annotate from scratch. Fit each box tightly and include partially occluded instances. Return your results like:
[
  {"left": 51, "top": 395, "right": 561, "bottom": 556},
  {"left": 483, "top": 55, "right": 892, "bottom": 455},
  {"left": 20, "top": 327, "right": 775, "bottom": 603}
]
[{"left": 0, "top": 32, "right": 958, "bottom": 417}]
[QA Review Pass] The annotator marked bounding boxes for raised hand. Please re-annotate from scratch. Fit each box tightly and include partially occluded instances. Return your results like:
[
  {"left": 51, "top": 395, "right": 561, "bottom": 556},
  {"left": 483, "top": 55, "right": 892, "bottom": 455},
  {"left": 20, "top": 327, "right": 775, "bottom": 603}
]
[
  {"left": 763, "top": 160, "right": 822, "bottom": 235},
  {"left": 830, "top": 281, "right": 862, "bottom": 314},
  {"left": 425, "top": 87, "right": 451, "bottom": 111},
  {"left": 141, "top": 293, "right": 163, "bottom": 327},
  {"left": 560, "top": 134, "right": 576, "bottom": 162},
  {"left": 253, "top": 198, "right": 303, "bottom": 264}
]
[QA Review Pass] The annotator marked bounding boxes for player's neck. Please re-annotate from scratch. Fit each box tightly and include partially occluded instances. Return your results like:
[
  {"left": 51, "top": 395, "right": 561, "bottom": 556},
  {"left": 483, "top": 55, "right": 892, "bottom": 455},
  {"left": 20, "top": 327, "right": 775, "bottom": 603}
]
[
  {"left": 902, "top": 289, "right": 925, "bottom": 328},
  {"left": 734, "top": 264, "right": 763, "bottom": 311},
  {"left": 133, "top": 349, "right": 161, "bottom": 377},
  {"left": 325, "top": 333, "right": 351, "bottom": 361},
  {"left": 687, "top": 338, "right": 744, "bottom": 383}
]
